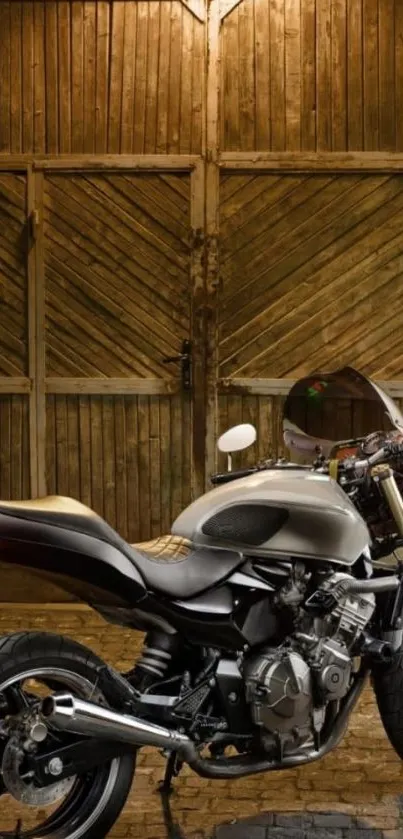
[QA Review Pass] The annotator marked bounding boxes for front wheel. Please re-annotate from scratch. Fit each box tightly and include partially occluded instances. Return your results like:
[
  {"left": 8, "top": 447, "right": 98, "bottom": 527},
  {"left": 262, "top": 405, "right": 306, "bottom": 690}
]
[
  {"left": 373, "top": 644, "right": 403, "bottom": 759},
  {"left": 0, "top": 631, "right": 136, "bottom": 839}
]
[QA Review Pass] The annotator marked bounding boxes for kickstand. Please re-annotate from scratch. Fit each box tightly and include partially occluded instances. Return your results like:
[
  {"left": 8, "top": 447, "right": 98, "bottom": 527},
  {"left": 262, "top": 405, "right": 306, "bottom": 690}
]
[
  {"left": 13, "top": 821, "right": 23, "bottom": 839},
  {"left": 158, "top": 751, "right": 183, "bottom": 797}
]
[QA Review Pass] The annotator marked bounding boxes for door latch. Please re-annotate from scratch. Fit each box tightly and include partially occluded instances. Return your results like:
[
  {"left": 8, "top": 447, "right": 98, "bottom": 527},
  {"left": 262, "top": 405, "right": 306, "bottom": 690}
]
[{"left": 163, "top": 339, "right": 192, "bottom": 391}]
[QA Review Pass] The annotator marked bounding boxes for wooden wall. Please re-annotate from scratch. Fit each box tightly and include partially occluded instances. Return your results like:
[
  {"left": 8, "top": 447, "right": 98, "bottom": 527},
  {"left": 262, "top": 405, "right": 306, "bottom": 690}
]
[
  {"left": 0, "top": 1, "right": 204, "bottom": 155},
  {"left": 221, "top": 0, "right": 403, "bottom": 152}
]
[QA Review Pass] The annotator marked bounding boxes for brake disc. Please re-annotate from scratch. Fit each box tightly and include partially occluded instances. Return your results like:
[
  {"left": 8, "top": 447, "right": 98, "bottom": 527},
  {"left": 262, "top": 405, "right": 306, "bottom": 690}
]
[{"left": 2, "top": 737, "right": 76, "bottom": 806}]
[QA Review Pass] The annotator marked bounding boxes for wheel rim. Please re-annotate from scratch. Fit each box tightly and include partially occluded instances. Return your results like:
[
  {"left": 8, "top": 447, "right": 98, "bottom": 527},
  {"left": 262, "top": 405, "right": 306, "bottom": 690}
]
[{"left": 0, "top": 666, "right": 121, "bottom": 839}]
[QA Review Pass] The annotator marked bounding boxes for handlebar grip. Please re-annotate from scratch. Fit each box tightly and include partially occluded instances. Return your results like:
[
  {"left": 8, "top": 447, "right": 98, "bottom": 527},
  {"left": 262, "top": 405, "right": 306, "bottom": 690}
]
[{"left": 210, "top": 467, "right": 257, "bottom": 485}]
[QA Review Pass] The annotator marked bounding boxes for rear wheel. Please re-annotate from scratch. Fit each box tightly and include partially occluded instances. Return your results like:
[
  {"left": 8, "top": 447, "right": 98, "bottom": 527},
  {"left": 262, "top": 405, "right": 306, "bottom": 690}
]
[
  {"left": 373, "top": 645, "right": 403, "bottom": 759},
  {"left": 0, "top": 631, "right": 136, "bottom": 839}
]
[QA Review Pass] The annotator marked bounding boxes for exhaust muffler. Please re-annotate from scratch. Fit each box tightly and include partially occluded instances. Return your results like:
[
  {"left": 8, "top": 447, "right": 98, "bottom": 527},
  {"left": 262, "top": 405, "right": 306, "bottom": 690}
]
[{"left": 41, "top": 693, "right": 192, "bottom": 754}]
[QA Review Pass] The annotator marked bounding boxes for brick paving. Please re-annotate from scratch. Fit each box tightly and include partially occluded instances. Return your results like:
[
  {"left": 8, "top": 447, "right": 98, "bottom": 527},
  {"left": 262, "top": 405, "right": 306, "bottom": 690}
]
[{"left": 0, "top": 606, "right": 402, "bottom": 838}]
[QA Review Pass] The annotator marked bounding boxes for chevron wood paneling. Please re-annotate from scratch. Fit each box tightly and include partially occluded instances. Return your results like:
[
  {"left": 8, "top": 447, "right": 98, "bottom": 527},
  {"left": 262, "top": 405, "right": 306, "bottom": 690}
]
[
  {"left": 44, "top": 172, "right": 191, "bottom": 379},
  {"left": 0, "top": 174, "right": 27, "bottom": 376},
  {"left": 219, "top": 173, "right": 403, "bottom": 382},
  {"left": 46, "top": 394, "right": 192, "bottom": 542}
]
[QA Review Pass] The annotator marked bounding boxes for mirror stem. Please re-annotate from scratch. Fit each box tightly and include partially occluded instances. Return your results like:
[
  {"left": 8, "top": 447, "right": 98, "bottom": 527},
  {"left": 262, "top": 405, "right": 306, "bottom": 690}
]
[{"left": 227, "top": 453, "right": 232, "bottom": 472}]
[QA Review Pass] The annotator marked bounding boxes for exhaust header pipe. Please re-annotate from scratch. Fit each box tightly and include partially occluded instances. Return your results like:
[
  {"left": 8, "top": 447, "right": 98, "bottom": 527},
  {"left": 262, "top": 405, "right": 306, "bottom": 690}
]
[{"left": 41, "top": 693, "right": 191, "bottom": 754}]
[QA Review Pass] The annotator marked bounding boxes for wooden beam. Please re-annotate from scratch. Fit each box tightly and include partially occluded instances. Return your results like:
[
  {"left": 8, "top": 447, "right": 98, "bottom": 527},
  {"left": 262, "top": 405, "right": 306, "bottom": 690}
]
[
  {"left": 220, "top": 152, "right": 403, "bottom": 171},
  {"left": 34, "top": 171, "right": 46, "bottom": 498},
  {"left": 45, "top": 378, "right": 179, "bottom": 395},
  {"left": 204, "top": 0, "right": 221, "bottom": 484},
  {"left": 0, "top": 378, "right": 31, "bottom": 394},
  {"left": 219, "top": 378, "right": 403, "bottom": 398},
  {"left": 190, "top": 158, "right": 206, "bottom": 498},
  {"left": 27, "top": 166, "right": 38, "bottom": 497},
  {"left": 34, "top": 155, "right": 200, "bottom": 171}
]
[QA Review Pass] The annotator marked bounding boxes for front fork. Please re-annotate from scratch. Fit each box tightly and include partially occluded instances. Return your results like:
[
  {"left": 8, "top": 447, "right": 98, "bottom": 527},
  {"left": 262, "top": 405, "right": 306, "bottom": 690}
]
[{"left": 372, "top": 464, "right": 403, "bottom": 651}]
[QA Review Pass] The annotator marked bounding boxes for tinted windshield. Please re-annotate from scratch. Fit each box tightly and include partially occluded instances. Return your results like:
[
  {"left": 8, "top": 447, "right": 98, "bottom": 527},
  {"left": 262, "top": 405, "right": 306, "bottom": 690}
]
[{"left": 283, "top": 367, "right": 403, "bottom": 457}]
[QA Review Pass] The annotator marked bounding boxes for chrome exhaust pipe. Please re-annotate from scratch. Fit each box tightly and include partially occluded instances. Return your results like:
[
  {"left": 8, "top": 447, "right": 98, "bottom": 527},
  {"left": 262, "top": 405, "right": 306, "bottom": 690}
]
[{"left": 41, "top": 693, "right": 192, "bottom": 753}]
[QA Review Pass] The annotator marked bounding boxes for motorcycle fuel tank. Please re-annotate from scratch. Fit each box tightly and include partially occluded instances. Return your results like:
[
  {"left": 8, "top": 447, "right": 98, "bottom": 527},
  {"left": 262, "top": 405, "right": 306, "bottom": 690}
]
[{"left": 172, "top": 469, "right": 370, "bottom": 566}]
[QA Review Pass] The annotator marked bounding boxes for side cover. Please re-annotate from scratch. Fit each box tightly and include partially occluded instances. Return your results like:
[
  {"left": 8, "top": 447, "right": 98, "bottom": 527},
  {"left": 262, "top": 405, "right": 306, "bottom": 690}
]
[{"left": 172, "top": 469, "right": 370, "bottom": 566}]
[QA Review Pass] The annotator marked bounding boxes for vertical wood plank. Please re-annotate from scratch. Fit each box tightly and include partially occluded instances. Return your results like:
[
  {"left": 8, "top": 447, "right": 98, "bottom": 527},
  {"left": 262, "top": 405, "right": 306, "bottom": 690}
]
[
  {"left": 133, "top": 2, "right": 148, "bottom": 153},
  {"left": 67, "top": 396, "right": 80, "bottom": 499},
  {"left": 90, "top": 397, "right": 103, "bottom": 517},
  {"left": 332, "top": 0, "right": 347, "bottom": 150},
  {"left": 138, "top": 395, "right": 151, "bottom": 540},
  {"left": 180, "top": 3, "right": 193, "bottom": 153},
  {"left": 149, "top": 397, "right": 161, "bottom": 537},
  {"left": 145, "top": 1, "right": 160, "bottom": 153},
  {"left": 157, "top": 2, "right": 171, "bottom": 153},
  {"left": 205, "top": 0, "right": 220, "bottom": 482},
  {"left": 102, "top": 397, "right": 116, "bottom": 528},
  {"left": 221, "top": 7, "right": 240, "bottom": 150},
  {"left": 78, "top": 395, "right": 92, "bottom": 508},
  {"left": 0, "top": 2, "right": 11, "bottom": 153},
  {"left": 55, "top": 396, "right": 68, "bottom": 496},
  {"left": 95, "top": 0, "right": 110, "bottom": 153},
  {"left": 159, "top": 397, "right": 171, "bottom": 535},
  {"left": 254, "top": 0, "right": 271, "bottom": 150},
  {"left": 378, "top": 0, "right": 395, "bottom": 150},
  {"left": 22, "top": 1, "right": 34, "bottom": 153},
  {"left": 285, "top": 0, "right": 301, "bottom": 151},
  {"left": 11, "top": 398, "right": 22, "bottom": 499},
  {"left": 363, "top": 0, "right": 379, "bottom": 150},
  {"left": 33, "top": 2, "right": 46, "bottom": 154},
  {"left": 170, "top": 393, "right": 182, "bottom": 523},
  {"left": 10, "top": 1, "right": 22, "bottom": 154},
  {"left": 35, "top": 170, "right": 46, "bottom": 497},
  {"left": 71, "top": 1, "right": 84, "bottom": 153},
  {"left": 45, "top": 396, "right": 55, "bottom": 494},
  {"left": 121, "top": 1, "right": 137, "bottom": 154},
  {"left": 108, "top": 0, "right": 124, "bottom": 153},
  {"left": 301, "top": 0, "right": 316, "bottom": 150},
  {"left": 182, "top": 392, "right": 192, "bottom": 508},
  {"left": 115, "top": 396, "right": 128, "bottom": 539},
  {"left": 316, "top": 0, "right": 332, "bottom": 150},
  {"left": 57, "top": 1, "right": 71, "bottom": 154},
  {"left": 270, "top": 0, "right": 286, "bottom": 150},
  {"left": 191, "top": 160, "right": 206, "bottom": 498},
  {"left": 45, "top": 2, "right": 58, "bottom": 154},
  {"left": 83, "top": 1, "right": 96, "bottom": 153},
  {"left": 126, "top": 397, "right": 140, "bottom": 543},
  {"left": 168, "top": 2, "right": 182, "bottom": 153},
  {"left": 347, "top": 0, "right": 363, "bottom": 150},
  {"left": 396, "top": 0, "right": 403, "bottom": 151},
  {"left": 191, "top": 18, "right": 203, "bottom": 153},
  {"left": 28, "top": 167, "right": 38, "bottom": 497},
  {"left": 238, "top": 0, "right": 256, "bottom": 150},
  {"left": 0, "top": 399, "right": 11, "bottom": 500}
]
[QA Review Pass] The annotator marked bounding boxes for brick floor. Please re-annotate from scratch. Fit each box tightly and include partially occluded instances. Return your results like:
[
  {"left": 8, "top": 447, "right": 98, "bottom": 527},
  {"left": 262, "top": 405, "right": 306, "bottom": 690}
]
[{"left": 0, "top": 606, "right": 402, "bottom": 838}]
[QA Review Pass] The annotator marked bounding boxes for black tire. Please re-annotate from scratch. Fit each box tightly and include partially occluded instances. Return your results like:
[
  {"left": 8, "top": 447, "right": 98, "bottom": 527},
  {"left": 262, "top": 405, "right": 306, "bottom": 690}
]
[
  {"left": 373, "top": 647, "right": 403, "bottom": 759},
  {"left": 0, "top": 631, "right": 136, "bottom": 839}
]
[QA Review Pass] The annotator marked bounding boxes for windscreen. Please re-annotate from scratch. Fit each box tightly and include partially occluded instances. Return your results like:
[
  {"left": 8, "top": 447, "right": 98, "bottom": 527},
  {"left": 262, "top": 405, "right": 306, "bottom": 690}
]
[{"left": 283, "top": 367, "right": 403, "bottom": 457}]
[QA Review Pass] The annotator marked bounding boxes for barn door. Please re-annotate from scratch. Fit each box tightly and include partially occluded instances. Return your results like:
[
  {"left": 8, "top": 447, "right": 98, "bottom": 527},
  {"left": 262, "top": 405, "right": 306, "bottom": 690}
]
[
  {"left": 215, "top": 170, "right": 403, "bottom": 469},
  {"left": 0, "top": 172, "right": 31, "bottom": 501},
  {"left": 40, "top": 168, "right": 203, "bottom": 543}
]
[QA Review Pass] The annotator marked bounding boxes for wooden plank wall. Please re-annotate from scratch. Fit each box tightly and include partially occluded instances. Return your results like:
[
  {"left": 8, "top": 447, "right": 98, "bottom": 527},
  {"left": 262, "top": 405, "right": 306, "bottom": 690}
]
[
  {"left": 0, "top": 0, "right": 204, "bottom": 155},
  {"left": 46, "top": 394, "right": 192, "bottom": 543},
  {"left": 221, "top": 0, "right": 403, "bottom": 152},
  {"left": 219, "top": 172, "right": 403, "bottom": 382}
]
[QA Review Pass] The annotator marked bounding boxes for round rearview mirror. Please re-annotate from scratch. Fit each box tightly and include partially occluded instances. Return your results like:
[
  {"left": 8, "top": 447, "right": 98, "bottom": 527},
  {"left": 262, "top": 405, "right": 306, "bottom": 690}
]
[{"left": 217, "top": 423, "right": 257, "bottom": 454}]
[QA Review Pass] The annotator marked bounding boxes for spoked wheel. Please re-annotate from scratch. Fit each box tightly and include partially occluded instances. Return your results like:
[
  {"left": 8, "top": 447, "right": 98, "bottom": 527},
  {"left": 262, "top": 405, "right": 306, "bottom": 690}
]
[{"left": 0, "top": 632, "right": 136, "bottom": 839}]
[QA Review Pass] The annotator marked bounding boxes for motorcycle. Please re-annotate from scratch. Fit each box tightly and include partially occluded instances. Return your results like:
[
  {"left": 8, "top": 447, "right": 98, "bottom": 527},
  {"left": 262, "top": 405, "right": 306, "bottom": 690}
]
[{"left": 1, "top": 366, "right": 403, "bottom": 838}]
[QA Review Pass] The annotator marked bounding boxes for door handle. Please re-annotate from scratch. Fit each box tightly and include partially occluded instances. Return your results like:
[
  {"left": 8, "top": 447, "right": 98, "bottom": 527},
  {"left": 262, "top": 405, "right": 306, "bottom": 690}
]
[{"left": 163, "top": 339, "right": 192, "bottom": 391}]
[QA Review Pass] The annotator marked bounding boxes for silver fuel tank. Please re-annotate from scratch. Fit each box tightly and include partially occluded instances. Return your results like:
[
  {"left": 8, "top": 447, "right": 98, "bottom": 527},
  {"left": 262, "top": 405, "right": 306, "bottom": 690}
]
[{"left": 172, "top": 469, "right": 370, "bottom": 566}]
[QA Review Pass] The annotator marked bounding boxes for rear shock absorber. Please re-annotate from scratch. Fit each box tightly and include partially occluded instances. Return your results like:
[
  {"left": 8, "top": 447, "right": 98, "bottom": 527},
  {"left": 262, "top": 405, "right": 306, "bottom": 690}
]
[{"left": 128, "top": 631, "right": 180, "bottom": 690}]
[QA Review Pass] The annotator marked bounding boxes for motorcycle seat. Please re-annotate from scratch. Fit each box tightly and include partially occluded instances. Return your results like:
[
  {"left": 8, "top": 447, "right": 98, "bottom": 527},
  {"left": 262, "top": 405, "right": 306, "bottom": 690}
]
[{"left": 0, "top": 496, "right": 243, "bottom": 600}]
